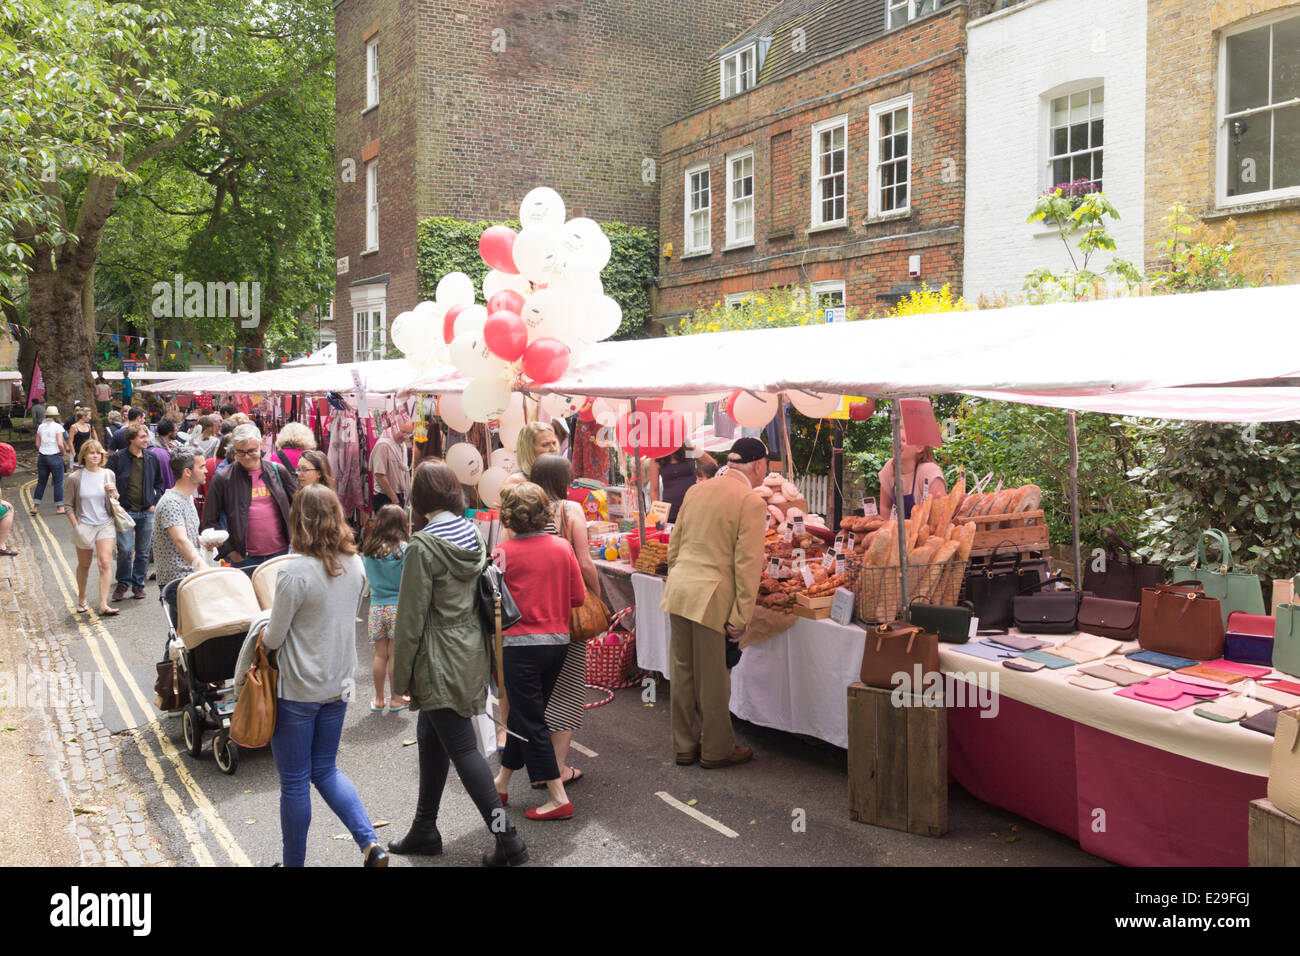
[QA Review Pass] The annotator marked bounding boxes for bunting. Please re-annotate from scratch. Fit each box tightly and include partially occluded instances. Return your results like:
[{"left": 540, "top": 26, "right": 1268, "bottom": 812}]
[{"left": 4, "top": 322, "right": 314, "bottom": 363}]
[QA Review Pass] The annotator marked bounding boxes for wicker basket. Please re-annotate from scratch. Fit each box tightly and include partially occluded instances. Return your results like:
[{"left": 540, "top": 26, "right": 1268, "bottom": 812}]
[{"left": 847, "top": 556, "right": 970, "bottom": 625}]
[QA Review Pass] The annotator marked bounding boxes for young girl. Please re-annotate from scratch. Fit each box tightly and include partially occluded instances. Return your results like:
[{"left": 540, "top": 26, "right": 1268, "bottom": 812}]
[{"left": 361, "top": 505, "right": 410, "bottom": 713}]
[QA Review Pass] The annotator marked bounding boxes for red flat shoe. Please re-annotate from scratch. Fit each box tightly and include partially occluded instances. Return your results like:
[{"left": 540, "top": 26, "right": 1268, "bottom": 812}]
[
  {"left": 498, "top": 792, "right": 508, "bottom": 806},
  {"left": 525, "top": 802, "right": 573, "bottom": 821}
]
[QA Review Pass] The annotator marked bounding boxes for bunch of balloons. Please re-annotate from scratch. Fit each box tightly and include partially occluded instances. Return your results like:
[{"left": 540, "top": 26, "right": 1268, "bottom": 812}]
[{"left": 391, "top": 187, "right": 625, "bottom": 425}]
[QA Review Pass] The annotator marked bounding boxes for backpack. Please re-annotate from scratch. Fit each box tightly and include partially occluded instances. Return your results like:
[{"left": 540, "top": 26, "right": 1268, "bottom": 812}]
[{"left": 0, "top": 442, "right": 15, "bottom": 478}]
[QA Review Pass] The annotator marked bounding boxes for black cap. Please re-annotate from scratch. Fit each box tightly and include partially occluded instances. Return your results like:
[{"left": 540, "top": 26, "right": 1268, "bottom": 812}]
[{"left": 728, "top": 436, "right": 768, "bottom": 464}]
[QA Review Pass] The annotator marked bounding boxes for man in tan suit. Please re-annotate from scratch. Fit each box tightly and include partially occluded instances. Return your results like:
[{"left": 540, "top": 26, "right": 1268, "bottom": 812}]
[{"left": 661, "top": 437, "right": 769, "bottom": 768}]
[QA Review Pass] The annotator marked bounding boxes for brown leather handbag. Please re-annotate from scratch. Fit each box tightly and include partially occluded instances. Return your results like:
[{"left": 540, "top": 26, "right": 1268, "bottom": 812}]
[
  {"left": 859, "top": 622, "right": 940, "bottom": 691},
  {"left": 1138, "top": 584, "right": 1225, "bottom": 661},
  {"left": 230, "top": 635, "right": 278, "bottom": 748},
  {"left": 570, "top": 588, "right": 611, "bottom": 643},
  {"left": 1077, "top": 596, "right": 1140, "bottom": 641}
]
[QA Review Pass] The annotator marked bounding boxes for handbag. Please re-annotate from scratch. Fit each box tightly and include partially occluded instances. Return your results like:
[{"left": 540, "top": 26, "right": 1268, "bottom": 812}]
[
  {"left": 1082, "top": 528, "right": 1165, "bottom": 603},
  {"left": 1172, "top": 528, "right": 1265, "bottom": 625},
  {"left": 1076, "top": 595, "right": 1140, "bottom": 641},
  {"left": 153, "top": 660, "right": 190, "bottom": 711},
  {"left": 1138, "top": 584, "right": 1225, "bottom": 661},
  {"left": 230, "top": 634, "right": 278, "bottom": 748},
  {"left": 1243, "top": 704, "right": 1287, "bottom": 737},
  {"left": 859, "top": 622, "right": 939, "bottom": 691},
  {"left": 1273, "top": 575, "right": 1300, "bottom": 677},
  {"left": 908, "top": 598, "right": 973, "bottom": 644},
  {"left": 109, "top": 497, "right": 135, "bottom": 532},
  {"left": 570, "top": 588, "right": 611, "bottom": 644},
  {"left": 965, "top": 543, "right": 1040, "bottom": 633},
  {"left": 585, "top": 606, "right": 641, "bottom": 689},
  {"left": 1012, "top": 574, "right": 1083, "bottom": 634},
  {"left": 1224, "top": 610, "right": 1276, "bottom": 666},
  {"left": 1267, "top": 707, "right": 1300, "bottom": 820},
  {"left": 476, "top": 562, "right": 521, "bottom": 638}
]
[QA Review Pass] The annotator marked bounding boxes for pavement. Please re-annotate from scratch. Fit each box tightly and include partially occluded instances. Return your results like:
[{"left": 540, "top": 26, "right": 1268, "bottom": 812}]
[{"left": 0, "top": 444, "right": 1108, "bottom": 867}]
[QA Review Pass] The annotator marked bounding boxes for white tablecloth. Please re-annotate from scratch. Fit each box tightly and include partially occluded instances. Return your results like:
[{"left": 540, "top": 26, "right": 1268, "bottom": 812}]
[{"left": 628, "top": 571, "right": 1282, "bottom": 773}]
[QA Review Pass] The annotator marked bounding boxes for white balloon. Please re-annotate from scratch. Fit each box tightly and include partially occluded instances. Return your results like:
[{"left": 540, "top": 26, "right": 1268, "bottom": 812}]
[
  {"left": 561, "top": 218, "right": 612, "bottom": 271},
  {"left": 489, "top": 448, "right": 517, "bottom": 472},
  {"left": 556, "top": 332, "right": 593, "bottom": 368},
  {"left": 389, "top": 311, "right": 416, "bottom": 353},
  {"left": 461, "top": 376, "right": 513, "bottom": 423},
  {"left": 454, "top": 304, "right": 489, "bottom": 339},
  {"left": 413, "top": 299, "right": 442, "bottom": 317},
  {"left": 446, "top": 442, "right": 485, "bottom": 485},
  {"left": 512, "top": 227, "right": 566, "bottom": 285},
  {"left": 436, "top": 273, "right": 476, "bottom": 308},
  {"left": 450, "top": 332, "right": 507, "bottom": 380},
  {"left": 437, "top": 393, "right": 474, "bottom": 433},
  {"left": 483, "top": 269, "right": 532, "bottom": 300},
  {"left": 541, "top": 392, "right": 582, "bottom": 419},
  {"left": 733, "top": 391, "right": 780, "bottom": 429},
  {"left": 519, "top": 187, "right": 566, "bottom": 230},
  {"left": 404, "top": 310, "right": 445, "bottom": 358},
  {"left": 584, "top": 295, "right": 623, "bottom": 341},
  {"left": 478, "top": 466, "right": 510, "bottom": 507},
  {"left": 788, "top": 389, "right": 842, "bottom": 418},
  {"left": 499, "top": 392, "right": 525, "bottom": 449},
  {"left": 520, "top": 288, "right": 576, "bottom": 343}
]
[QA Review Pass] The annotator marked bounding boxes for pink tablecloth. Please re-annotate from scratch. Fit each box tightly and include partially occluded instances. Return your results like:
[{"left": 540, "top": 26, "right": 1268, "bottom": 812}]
[{"left": 948, "top": 695, "right": 1268, "bottom": 866}]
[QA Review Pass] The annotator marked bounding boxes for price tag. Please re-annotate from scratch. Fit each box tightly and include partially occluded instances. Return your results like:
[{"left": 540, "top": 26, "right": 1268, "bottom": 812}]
[
  {"left": 793, "top": 515, "right": 805, "bottom": 536},
  {"left": 836, "top": 552, "right": 846, "bottom": 576},
  {"left": 800, "top": 565, "right": 816, "bottom": 588},
  {"left": 782, "top": 522, "right": 794, "bottom": 543},
  {"left": 768, "top": 556, "right": 780, "bottom": 578},
  {"left": 791, "top": 548, "right": 806, "bottom": 573},
  {"left": 822, "top": 549, "right": 835, "bottom": 571},
  {"left": 835, "top": 532, "right": 847, "bottom": 552},
  {"left": 648, "top": 500, "right": 672, "bottom": 527},
  {"left": 969, "top": 617, "right": 980, "bottom": 639},
  {"left": 862, "top": 496, "right": 878, "bottom": 517},
  {"left": 846, "top": 532, "right": 856, "bottom": 554}
]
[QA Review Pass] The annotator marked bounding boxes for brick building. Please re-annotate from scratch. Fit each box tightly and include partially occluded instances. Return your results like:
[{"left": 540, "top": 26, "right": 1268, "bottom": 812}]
[
  {"left": 1145, "top": 0, "right": 1300, "bottom": 282},
  {"left": 964, "top": 0, "right": 1148, "bottom": 301},
  {"left": 332, "top": 0, "right": 776, "bottom": 362},
  {"left": 656, "top": 0, "right": 971, "bottom": 328}
]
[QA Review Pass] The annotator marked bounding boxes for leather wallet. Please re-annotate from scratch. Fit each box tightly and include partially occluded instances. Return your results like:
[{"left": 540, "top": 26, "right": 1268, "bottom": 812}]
[
  {"left": 1204, "top": 658, "right": 1271, "bottom": 679},
  {"left": 1242, "top": 704, "right": 1287, "bottom": 736},
  {"left": 1127, "top": 649, "right": 1200, "bottom": 670},
  {"left": 1003, "top": 657, "right": 1046, "bottom": 672},
  {"left": 1079, "top": 662, "right": 1150, "bottom": 687},
  {"left": 1194, "top": 701, "right": 1248, "bottom": 722},
  {"left": 986, "top": 634, "right": 1050, "bottom": 652},
  {"left": 1259, "top": 678, "right": 1300, "bottom": 697},
  {"left": 1020, "top": 650, "right": 1077, "bottom": 669},
  {"left": 1175, "top": 664, "right": 1247, "bottom": 685},
  {"left": 1069, "top": 674, "right": 1116, "bottom": 690}
]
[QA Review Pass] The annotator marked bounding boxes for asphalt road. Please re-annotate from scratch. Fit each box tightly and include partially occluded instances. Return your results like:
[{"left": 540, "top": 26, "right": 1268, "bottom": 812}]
[{"left": 13, "top": 476, "right": 1106, "bottom": 867}]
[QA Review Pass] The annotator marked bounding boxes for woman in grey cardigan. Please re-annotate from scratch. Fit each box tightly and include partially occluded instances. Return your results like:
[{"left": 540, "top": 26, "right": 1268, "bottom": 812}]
[
  {"left": 262, "top": 484, "right": 387, "bottom": 867},
  {"left": 390, "top": 461, "right": 528, "bottom": 867}
]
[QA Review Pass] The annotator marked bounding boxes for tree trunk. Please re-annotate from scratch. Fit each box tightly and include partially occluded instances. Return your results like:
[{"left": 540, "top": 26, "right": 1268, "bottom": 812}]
[
  {"left": 28, "top": 253, "right": 96, "bottom": 413},
  {"left": 239, "top": 326, "right": 268, "bottom": 372}
]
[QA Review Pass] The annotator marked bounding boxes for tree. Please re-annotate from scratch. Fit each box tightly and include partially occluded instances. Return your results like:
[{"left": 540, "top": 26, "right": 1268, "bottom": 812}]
[{"left": 1022, "top": 185, "right": 1142, "bottom": 303}]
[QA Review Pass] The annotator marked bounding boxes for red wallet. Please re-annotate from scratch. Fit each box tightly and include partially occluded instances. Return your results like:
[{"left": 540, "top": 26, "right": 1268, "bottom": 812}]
[
  {"left": 1259, "top": 678, "right": 1300, "bottom": 697},
  {"left": 1225, "top": 611, "right": 1274, "bottom": 636}
]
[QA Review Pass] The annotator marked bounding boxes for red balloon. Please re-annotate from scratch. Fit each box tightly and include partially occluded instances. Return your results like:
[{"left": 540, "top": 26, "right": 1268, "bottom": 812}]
[
  {"left": 724, "top": 390, "right": 741, "bottom": 422},
  {"left": 849, "top": 399, "right": 876, "bottom": 421},
  {"left": 521, "top": 337, "right": 570, "bottom": 384},
  {"left": 479, "top": 226, "right": 519, "bottom": 274},
  {"left": 442, "top": 305, "right": 465, "bottom": 344},
  {"left": 618, "top": 409, "right": 687, "bottom": 459},
  {"left": 487, "top": 289, "right": 525, "bottom": 316},
  {"left": 483, "top": 311, "right": 528, "bottom": 362}
]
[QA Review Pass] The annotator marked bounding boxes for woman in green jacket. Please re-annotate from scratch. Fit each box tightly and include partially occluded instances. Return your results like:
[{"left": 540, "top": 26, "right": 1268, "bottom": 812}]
[{"left": 389, "top": 461, "right": 528, "bottom": 867}]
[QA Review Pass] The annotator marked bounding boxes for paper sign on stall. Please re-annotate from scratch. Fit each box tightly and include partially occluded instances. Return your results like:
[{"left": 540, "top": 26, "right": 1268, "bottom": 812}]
[{"left": 647, "top": 500, "right": 672, "bottom": 528}]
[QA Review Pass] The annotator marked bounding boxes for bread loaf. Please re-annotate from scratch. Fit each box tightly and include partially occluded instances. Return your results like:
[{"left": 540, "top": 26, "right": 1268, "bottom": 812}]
[
  {"left": 1013, "top": 484, "right": 1042, "bottom": 512},
  {"left": 865, "top": 522, "right": 896, "bottom": 566},
  {"left": 953, "top": 522, "right": 977, "bottom": 561}
]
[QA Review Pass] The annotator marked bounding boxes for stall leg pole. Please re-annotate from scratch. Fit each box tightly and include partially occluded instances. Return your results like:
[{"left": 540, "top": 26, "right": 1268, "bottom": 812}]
[
  {"left": 631, "top": 397, "right": 646, "bottom": 552},
  {"left": 891, "top": 400, "right": 910, "bottom": 616},
  {"left": 778, "top": 395, "right": 794, "bottom": 478},
  {"left": 831, "top": 420, "right": 844, "bottom": 530},
  {"left": 1069, "top": 410, "right": 1082, "bottom": 582}
]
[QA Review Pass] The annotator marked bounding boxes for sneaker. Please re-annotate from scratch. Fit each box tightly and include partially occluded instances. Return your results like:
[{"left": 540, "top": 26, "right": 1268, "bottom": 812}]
[
  {"left": 132, "top": 586, "right": 147, "bottom": 600},
  {"left": 112, "top": 584, "right": 129, "bottom": 602}
]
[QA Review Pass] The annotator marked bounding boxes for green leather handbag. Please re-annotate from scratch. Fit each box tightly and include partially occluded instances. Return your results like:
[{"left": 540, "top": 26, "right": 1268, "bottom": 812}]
[
  {"left": 908, "top": 599, "right": 974, "bottom": 644},
  {"left": 1274, "top": 574, "right": 1300, "bottom": 677},
  {"left": 1172, "top": 528, "right": 1264, "bottom": 626}
]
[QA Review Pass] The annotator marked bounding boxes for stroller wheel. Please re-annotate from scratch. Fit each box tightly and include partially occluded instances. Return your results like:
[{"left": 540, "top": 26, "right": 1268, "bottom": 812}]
[
  {"left": 182, "top": 705, "right": 204, "bottom": 758},
  {"left": 213, "top": 731, "right": 238, "bottom": 775}
]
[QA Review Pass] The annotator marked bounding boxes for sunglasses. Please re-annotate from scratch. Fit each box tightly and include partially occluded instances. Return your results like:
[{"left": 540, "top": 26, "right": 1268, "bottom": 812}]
[{"left": 235, "top": 447, "right": 260, "bottom": 458}]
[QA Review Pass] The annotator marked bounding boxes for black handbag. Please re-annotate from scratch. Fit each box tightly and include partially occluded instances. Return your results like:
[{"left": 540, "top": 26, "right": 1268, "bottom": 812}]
[
  {"left": 909, "top": 598, "right": 975, "bottom": 644},
  {"left": 477, "top": 563, "right": 522, "bottom": 638},
  {"left": 1082, "top": 528, "right": 1165, "bottom": 603},
  {"left": 966, "top": 543, "right": 1043, "bottom": 633},
  {"left": 1013, "top": 574, "right": 1084, "bottom": 634}
]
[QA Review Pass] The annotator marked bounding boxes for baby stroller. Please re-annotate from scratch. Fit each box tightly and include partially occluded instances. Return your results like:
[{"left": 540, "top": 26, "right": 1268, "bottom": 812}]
[{"left": 161, "top": 567, "right": 259, "bottom": 774}]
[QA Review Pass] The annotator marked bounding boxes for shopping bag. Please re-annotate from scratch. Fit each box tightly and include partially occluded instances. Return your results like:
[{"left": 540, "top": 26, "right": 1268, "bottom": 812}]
[
  {"left": 584, "top": 606, "right": 640, "bottom": 689},
  {"left": 1275, "top": 577, "right": 1300, "bottom": 677},
  {"left": 1172, "top": 528, "right": 1264, "bottom": 625}
]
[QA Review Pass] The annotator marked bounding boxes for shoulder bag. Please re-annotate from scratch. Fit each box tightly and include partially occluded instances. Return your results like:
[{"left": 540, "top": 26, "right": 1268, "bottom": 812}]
[
  {"left": 1138, "top": 583, "right": 1225, "bottom": 661},
  {"left": 859, "top": 621, "right": 939, "bottom": 691},
  {"left": 966, "top": 542, "right": 1040, "bottom": 633},
  {"left": 1012, "top": 574, "right": 1083, "bottom": 634},
  {"left": 230, "top": 634, "right": 278, "bottom": 748},
  {"left": 1082, "top": 528, "right": 1165, "bottom": 603},
  {"left": 1273, "top": 575, "right": 1300, "bottom": 677},
  {"left": 1077, "top": 594, "right": 1141, "bottom": 641},
  {"left": 1172, "top": 528, "right": 1265, "bottom": 625},
  {"left": 908, "top": 598, "right": 974, "bottom": 644},
  {"left": 109, "top": 497, "right": 136, "bottom": 532},
  {"left": 1267, "top": 707, "right": 1300, "bottom": 820},
  {"left": 559, "top": 503, "right": 610, "bottom": 643}
]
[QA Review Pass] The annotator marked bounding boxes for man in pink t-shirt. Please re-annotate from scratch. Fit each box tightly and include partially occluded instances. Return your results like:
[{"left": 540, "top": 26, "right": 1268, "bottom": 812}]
[{"left": 201, "top": 423, "right": 297, "bottom": 573}]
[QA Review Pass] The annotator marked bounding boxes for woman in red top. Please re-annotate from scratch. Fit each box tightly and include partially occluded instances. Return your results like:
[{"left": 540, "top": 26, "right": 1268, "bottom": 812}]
[{"left": 492, "top": 482, "right": 585, "bottom": 821}]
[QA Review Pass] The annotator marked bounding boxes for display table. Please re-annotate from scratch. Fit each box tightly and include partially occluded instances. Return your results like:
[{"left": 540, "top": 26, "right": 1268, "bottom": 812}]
[{"left": 624, "top": 570, "right": 1281, "bottom": 864}]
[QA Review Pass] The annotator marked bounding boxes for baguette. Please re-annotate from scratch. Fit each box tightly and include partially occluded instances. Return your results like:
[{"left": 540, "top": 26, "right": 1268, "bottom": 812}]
[
  {"left": 918, "top": 540, "right": 961, "bottom": 599},
  {"left": 986, "top": 489, "right": 1015, "bottom": 517},
  {"left": 1013, "top": 484, "right": 1042, "bottom": 513},
  {"left": 923, "top": 535, "right": 946, "bottom": 550},
  {"left": 953, "top": 522, "right": 977, "bottom": 561},
  {"left": 865, "top": 521, "right": 896, "bottom": 566},
  {"left": 912, "top": 498, "right": 933, "bottom": 540}
]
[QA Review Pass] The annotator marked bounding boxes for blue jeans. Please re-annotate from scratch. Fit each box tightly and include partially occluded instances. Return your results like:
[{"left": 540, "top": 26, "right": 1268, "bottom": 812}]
[
  {"left": 270, "top": 698, "right": 377, "bottom": 867},
  {"left": 235, "top": 550, "right": 288, "bottom": 575},
  {"left": 115, "top": 510, "right": 154, "bottom": 589},
  {"left": 34, "top": 453, "right": 65, "bottom": 506}
]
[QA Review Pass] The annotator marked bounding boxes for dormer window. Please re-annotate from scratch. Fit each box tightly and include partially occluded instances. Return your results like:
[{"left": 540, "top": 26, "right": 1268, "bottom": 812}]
[
  {"left": 720, "top": 43, "right": 758, "bottom": 99},
  {"left": 887, "top": 0, "right": 941, "bottom": 30}
]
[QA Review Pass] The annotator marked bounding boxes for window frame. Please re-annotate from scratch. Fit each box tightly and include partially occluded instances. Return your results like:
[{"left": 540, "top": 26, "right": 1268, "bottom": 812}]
[
  {"left": 352, "top": 306, "right": 387, "bottom": 362},
  {"left": 719, "top": 43, "right": 759, "bottom": 100},
  {"left": 725, "top": 149, "right": 756, "bottom": 248},
  {"left": 683, "top": 162, "right": 712, "bottom": 255},
  {"left": 1216, "top": 10, "right": 1300, "bottom": 207},
  {"left": 887, "top": 0, "right": 941, "bottom": 31},
  {"left": 1045, "top": 84, "right": 1104, "bottom": 193},
  {"left": 365, "top": 160, "right": 379, "bottom": 253},
  {"left": 810, "top": 115, "right": 849, "bottom": 229},
  {"left": 810, "top": 280, "right": 846, "bottom": 315},
  {"left": 365, "top": 37, "right": 379, "bottom": 110},
  {"left": 724, "top": 292, "right": 753, "bottom": 311},
  {"left": 868, "top": 94, "right": 913, "bottom": 219}
]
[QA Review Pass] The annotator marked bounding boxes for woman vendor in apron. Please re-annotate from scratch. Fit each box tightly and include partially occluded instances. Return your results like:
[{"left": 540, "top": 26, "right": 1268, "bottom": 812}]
[{"left": 878, "top": 443, "right": 945, "bottom": 519}]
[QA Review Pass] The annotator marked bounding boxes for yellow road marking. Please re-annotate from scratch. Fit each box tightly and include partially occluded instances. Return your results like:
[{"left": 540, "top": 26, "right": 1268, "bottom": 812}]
[{"left": 22, "top": 481, "right": 251, "bottom": 866}]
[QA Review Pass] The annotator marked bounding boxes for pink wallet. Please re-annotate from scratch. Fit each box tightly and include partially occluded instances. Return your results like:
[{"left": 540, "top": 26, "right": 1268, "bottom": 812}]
[
  {"left": 1116, "top": 677, "right": 1231, "bottom": 711},
  {"left": 1203, "top": 658, "right": 1272, "bottom": 679}
]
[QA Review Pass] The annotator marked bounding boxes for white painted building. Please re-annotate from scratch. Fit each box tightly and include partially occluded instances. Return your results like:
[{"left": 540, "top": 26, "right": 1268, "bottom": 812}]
[{"left": 963, "top": 0, "right": 1147, "bottom": 302}]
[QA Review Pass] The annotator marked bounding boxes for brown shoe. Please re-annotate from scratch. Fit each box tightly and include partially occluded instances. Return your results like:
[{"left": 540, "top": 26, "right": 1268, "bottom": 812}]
[
  {"left": 700, "top": 745, "right": 753, "bottom": 769},
  {"left": 675, "top": 746, "right": 701, "bottom": 766}
]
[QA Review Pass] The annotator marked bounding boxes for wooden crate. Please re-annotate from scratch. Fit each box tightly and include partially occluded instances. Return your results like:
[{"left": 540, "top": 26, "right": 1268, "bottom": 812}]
[
  {"left": 968, "top": 509, "right": 1050, "bottom": 557},
  {"left": 846, "top": 682, "right": 947, "bottom": 837},
  {"left": 1248, "top": 798, "right": 1300, "bottom": 866}
]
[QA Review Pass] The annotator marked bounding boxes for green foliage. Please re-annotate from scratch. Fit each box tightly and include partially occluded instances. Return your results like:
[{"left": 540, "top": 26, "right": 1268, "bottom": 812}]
[
  {"left": 889, "top": 283, "right": 972, "bottom": 317},
  {"left": 1023, "top": 188, "right": 1141, "bottom": 303},
  {"left": 1128, "top": 422, "right": 1300, "bottom": 579},
  {"left": 416, "top": 218, "right": 657, "bottom": 339},
  {"left": 1148, "top": 203, "right": 1270, "bottom": 293},
  {"left": 672, "top": 286, "right": 870, "bottom": 335}
]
